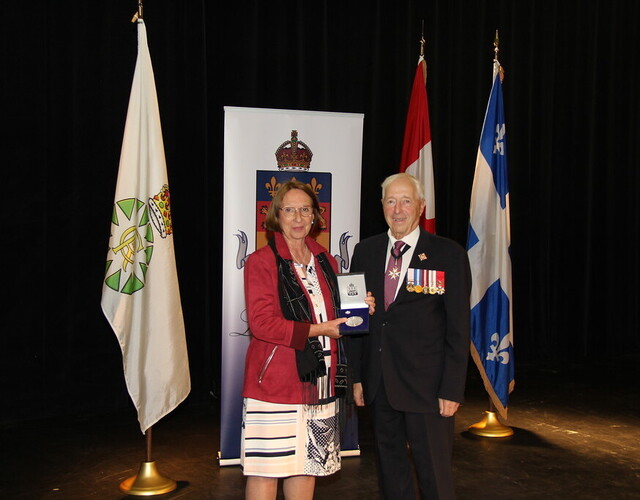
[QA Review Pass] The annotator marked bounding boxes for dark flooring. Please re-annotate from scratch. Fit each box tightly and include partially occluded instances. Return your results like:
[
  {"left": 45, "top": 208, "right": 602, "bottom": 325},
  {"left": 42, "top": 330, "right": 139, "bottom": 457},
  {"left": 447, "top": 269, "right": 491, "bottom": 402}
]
[{"left": 2, "top": 362, "right": 639, "bottom": 499}]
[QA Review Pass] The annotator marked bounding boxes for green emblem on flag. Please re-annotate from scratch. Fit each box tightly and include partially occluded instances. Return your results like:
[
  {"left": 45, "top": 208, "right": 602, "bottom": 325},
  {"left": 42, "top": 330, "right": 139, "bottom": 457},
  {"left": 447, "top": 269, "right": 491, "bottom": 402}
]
[{"left": 105, "top": 198, "right": 154, "bottom": 294}]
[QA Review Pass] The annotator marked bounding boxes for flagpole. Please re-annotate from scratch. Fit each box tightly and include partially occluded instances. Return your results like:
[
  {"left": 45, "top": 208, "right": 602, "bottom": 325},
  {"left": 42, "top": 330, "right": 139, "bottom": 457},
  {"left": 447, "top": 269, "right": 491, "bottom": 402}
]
[
  {"left": 399, "top": 20, "right": 436, "bottom": 233},
  {"left": 146, "top": 426, "right": 153, "bottom": 462},
  {"left": 117, "top": 2, "right": 181, "bottom": 494},
  {"left": 131, "top": 0, "right": 143, "bottom": 22},
  {"left": 467, "top": 30, "right": 514, "bottom": 439}
]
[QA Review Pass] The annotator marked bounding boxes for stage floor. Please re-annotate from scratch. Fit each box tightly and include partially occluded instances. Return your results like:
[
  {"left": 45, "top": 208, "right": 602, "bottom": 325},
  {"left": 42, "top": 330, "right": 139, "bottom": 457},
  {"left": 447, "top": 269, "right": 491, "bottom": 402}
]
[{"left": 2, "top": 362, "right": 639, "bottom": 499}]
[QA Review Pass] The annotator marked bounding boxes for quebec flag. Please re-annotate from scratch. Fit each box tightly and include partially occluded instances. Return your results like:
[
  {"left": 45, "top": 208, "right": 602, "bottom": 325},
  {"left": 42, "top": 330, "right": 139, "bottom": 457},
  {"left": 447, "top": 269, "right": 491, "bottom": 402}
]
[{"left": 467, "top": 60, "right": 514, "bottom": 420}]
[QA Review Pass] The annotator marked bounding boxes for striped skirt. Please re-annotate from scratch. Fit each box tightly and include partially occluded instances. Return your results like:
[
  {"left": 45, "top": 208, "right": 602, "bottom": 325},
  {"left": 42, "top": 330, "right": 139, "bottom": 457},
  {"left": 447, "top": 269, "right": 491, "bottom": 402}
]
[{"left": 240, "top": 398, "right": 341, "bottom": 478}]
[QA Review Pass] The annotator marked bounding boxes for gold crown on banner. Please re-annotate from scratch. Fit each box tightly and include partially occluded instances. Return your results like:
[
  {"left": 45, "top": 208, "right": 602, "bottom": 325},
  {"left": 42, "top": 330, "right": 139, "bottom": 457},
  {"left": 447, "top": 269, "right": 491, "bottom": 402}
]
[
  {"left": 148, "top": 184, "right": 173, "bottom": 238},
  {"left": 275, "top": 130, "right": 313, "bottom": 171}
]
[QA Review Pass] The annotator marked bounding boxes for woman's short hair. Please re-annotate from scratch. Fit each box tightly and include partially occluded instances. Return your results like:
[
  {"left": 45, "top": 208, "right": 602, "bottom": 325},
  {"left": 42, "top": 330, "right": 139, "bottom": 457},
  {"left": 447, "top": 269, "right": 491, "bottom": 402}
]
[
  {"left": 264, "top": 180, "right": 323, "bottom": 237},
  {"left": 381, "top": 172, "right": 425, "bottom": 201}
]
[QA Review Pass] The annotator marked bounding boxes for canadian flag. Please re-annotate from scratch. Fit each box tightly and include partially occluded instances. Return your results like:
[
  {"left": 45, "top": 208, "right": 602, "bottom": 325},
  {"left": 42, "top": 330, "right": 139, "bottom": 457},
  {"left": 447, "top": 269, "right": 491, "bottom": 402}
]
[{"left": 399, "top": 56, "right": 435, "bottom": 233}]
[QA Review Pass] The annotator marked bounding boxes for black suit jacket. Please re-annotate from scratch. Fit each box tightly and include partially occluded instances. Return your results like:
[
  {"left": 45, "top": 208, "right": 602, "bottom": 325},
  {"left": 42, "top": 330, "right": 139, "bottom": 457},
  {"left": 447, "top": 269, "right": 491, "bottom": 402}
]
[{"left": 349, "top": 228, "right": 471, "bottom": 413}]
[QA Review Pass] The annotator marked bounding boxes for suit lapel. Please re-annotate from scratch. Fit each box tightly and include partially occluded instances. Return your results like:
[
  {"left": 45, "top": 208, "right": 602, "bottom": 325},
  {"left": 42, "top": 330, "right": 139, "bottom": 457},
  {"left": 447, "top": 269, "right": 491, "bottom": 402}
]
[
  {"left": 407, "top": 230, "right": 432, "bottom": 268},
  {"left": 369, "top": 236, "right": 389, "bottom": 300}
]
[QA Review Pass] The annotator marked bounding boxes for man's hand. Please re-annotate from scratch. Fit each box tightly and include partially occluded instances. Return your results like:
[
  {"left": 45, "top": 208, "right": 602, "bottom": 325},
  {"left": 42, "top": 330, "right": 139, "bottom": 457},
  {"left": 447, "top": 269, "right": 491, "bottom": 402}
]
[
  {"left": 365, "top": 291, "right": 376, "bottom": 315},
  {"left": 353, "top": 382, "right": 365, "bottom": 406},
  {"left": 438, "top": 398, "right": 460, "bottom": 417}
]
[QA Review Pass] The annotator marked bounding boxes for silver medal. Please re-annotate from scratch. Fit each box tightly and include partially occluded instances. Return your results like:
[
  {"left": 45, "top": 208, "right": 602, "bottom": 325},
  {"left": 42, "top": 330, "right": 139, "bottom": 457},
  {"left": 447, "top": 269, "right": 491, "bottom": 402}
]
[{"left": 345, "top": 316, "right": 364, "bottom": 327}]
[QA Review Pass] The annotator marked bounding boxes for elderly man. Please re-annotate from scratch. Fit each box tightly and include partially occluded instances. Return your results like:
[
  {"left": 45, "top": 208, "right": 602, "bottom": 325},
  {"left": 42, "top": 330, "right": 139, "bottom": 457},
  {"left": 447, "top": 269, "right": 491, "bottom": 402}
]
[{"left": 349, "top": 173, "right": 471, "bottom": 499}]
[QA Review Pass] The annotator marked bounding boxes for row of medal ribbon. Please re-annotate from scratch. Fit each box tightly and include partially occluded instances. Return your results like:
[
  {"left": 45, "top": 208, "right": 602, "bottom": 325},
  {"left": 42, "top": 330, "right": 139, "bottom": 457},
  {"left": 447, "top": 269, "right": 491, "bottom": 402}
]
[{"left": 406, "top": 268, "right": 445, "bottom": 295}]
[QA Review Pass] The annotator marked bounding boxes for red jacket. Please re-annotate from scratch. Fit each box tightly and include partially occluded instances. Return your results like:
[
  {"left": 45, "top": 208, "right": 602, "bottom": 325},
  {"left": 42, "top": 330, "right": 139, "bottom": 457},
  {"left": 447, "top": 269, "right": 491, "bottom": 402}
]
[{"left": 242, "top": 232, "right": 339, "bottom": 404}]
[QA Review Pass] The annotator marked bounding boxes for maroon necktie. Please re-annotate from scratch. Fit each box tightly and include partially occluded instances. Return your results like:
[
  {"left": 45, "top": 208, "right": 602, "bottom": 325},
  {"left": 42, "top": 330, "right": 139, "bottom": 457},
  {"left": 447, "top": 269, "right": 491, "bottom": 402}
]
[{"left": 384, "top": 240, "right": 406, "bottom": 310}]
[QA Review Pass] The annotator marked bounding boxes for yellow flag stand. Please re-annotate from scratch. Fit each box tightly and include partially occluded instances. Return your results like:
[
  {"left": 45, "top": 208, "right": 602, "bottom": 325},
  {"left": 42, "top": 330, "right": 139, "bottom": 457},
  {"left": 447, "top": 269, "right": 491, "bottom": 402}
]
[
  {"left": 119, "top": 426, "right": 178, "bottom": 496},
  {"left": 468, "top": 399, "right": 514, "bottom": 438}
]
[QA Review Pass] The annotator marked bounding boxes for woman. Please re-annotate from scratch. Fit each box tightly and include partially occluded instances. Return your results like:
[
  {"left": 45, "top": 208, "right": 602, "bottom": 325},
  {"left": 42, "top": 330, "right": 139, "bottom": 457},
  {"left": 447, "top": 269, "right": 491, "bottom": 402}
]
[{"left": 241, "top": 180, "right": 373, "bottom": 500}]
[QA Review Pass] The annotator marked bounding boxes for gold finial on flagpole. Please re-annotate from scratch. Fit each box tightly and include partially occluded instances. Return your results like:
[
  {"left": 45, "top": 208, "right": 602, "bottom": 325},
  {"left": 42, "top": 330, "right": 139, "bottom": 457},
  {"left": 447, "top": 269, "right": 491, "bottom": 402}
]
[
  {"left": 493, "top": 29, "right": 505, "bottom": 82},
  {"left": 131, "top": 0, "right": 143, "bottom": 22},
  {"left": 419, "top": 20, "right": 427, "bottom": 83}
]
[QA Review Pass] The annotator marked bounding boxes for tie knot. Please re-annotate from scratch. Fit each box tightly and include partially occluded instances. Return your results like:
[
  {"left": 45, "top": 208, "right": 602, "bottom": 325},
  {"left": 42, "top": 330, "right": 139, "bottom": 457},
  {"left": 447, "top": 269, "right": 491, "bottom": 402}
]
[{"left": 390, "top": 240, "right": 406, "bottom": 260}]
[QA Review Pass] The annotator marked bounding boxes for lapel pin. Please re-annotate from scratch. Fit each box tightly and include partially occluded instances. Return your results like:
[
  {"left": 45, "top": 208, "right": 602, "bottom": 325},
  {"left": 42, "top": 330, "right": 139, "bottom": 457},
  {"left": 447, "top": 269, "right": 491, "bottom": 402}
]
[{"left": 418, "top": 253, "right": 427, "bottom": 261}]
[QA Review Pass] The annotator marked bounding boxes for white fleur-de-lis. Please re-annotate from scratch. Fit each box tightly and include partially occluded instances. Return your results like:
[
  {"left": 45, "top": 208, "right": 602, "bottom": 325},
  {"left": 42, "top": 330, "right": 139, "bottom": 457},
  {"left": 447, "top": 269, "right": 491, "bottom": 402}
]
[
  {"left": 485, "top": 332, "right": 511, "bottom": 364},
  {"left": 493, "top": 123, "right": 505, "bottom": 155}
]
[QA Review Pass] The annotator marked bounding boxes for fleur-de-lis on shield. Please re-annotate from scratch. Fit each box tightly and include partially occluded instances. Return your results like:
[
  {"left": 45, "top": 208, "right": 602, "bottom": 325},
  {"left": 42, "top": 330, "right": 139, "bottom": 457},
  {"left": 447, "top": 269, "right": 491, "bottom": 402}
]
[
  {"left": 266, "top": 176, "right": 281, "bottom": 197},
  {"left": 308, "top": 177, "right": 322, "bottom": 195}
]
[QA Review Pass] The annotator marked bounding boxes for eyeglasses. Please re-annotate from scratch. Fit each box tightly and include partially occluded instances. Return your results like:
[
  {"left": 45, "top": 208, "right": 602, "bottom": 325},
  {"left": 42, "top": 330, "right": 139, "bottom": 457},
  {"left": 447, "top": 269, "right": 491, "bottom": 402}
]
[{"left": 280, "top": 206, "right": 314, "bottom": 218}]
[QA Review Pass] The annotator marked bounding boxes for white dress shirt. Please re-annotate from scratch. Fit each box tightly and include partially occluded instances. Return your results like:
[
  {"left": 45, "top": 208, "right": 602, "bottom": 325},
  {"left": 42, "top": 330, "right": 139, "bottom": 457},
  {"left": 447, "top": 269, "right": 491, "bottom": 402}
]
[{"left": 385, "top": 225, "right": 421, "bottom": 301}]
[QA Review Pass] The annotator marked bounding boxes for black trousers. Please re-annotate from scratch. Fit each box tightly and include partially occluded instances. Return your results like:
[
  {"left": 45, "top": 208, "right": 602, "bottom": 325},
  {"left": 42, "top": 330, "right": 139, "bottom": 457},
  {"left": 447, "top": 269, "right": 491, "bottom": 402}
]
[{"left": 371, "top": 380, "right": 456, "bottom": 500}]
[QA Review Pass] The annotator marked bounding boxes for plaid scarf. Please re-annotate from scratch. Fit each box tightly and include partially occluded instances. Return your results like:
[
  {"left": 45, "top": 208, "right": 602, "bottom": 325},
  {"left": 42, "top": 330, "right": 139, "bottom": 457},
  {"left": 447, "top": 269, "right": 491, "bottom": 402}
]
[{"left": 268, "top": 237, "right": 347, "bottom": 403}]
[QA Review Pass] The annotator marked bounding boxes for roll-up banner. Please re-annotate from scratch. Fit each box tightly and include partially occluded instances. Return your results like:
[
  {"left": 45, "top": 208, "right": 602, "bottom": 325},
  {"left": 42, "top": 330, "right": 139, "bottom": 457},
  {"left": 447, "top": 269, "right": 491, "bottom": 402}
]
[{"left": 220, "top": 107, "right": 364, "bottom": 465}]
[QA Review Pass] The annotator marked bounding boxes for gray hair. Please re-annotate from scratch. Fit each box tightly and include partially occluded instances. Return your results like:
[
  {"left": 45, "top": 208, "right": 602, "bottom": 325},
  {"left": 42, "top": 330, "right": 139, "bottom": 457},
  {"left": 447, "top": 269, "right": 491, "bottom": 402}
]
[{"left": 381, "top": 172, "right": 425, "bottom": 200}]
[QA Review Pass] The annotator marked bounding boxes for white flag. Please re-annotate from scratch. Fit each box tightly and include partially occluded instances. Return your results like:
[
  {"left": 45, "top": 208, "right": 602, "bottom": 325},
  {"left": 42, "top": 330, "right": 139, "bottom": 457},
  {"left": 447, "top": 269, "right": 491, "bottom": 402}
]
[{"left": 101, "top": 20, "right": 190, "bottom": 433}]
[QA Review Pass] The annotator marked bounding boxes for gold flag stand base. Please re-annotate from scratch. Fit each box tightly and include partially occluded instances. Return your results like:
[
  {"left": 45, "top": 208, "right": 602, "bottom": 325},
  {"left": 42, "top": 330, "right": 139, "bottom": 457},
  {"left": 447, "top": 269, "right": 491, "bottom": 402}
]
[
  {"left": 468, "top": 410, "right": 514, "bottom": 438},
  {"left": 119, "top": 461, "right": 177, "bottom": 496}
]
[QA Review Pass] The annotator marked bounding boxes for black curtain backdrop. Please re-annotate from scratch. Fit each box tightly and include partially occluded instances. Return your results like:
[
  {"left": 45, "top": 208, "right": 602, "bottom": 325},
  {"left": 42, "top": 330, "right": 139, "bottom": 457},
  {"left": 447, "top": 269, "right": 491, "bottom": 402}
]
[{"left": 3, "top": 1, "right": 639, "bottom": 424}]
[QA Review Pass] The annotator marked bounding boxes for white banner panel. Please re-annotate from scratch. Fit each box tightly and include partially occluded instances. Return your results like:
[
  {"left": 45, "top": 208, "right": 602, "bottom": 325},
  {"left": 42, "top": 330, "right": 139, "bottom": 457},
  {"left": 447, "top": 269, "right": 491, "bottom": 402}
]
[{"left": 220, "top": 107, "right": 364, "bottom": 464}]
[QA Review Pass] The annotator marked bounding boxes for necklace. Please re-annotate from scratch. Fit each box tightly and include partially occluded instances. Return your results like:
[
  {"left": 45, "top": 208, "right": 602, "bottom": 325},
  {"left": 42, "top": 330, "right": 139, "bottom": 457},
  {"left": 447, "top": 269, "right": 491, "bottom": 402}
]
[{"left": 289, "top": 246, "right": 310, "bottom": 268}]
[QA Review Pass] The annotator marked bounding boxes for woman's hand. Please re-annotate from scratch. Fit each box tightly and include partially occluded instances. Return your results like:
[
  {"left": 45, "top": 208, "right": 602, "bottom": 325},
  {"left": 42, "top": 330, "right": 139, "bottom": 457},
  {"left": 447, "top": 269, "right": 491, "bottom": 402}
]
[
  {"left": 308, "top": 317, "right": 347, "bottom": 338},
  {"left": 365, "top": 291, "right": 376, "bottom": 315}
]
